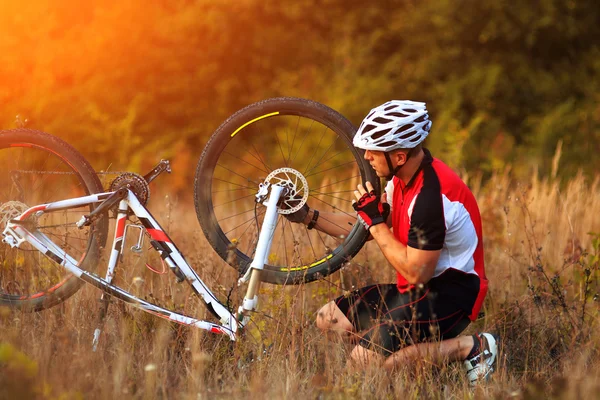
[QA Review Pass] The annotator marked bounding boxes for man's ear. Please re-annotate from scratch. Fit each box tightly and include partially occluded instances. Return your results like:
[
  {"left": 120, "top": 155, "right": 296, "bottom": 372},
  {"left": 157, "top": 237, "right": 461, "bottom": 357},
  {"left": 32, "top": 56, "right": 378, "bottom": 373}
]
[{"left": 392, "top": 149, "right": 407, "bottom": 166}]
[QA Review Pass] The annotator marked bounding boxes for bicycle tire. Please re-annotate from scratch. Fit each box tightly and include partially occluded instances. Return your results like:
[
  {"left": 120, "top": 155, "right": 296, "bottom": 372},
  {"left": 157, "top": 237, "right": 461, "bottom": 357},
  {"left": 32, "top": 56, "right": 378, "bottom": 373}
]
[
  {"left": 194, "top": 97, "right": 379, "bottom": 284},
  {"left": 0, "top": 129, "right": 108, "bottom": 311}
]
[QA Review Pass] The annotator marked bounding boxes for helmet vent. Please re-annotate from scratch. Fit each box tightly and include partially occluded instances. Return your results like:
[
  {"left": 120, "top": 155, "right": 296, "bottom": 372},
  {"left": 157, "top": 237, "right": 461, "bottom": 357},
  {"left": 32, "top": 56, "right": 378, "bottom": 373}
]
[
  {"left": 372, "top": 128, "right": 392, "bottom": 139},
  {"left": 362, "top": 124, "right": 377, "bottom": 133},
  {"left": 353, "top": 100, "right": 430, "bottom": 152},
  {"left": 380, "top": 141, "right": 398, "bottom": 148},
  {"left": 396, "top": 124, "right": 414, "bottom": 135},
  {"left": 387, "top": 112, "right": 409, "bottom": 118}
]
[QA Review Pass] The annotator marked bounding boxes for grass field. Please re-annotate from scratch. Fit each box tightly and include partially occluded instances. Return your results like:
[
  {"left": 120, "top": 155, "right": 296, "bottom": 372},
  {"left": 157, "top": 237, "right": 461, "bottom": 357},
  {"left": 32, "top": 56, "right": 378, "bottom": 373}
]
[{"left": 1, "top": 169, "right": 599, "bottom": 399}]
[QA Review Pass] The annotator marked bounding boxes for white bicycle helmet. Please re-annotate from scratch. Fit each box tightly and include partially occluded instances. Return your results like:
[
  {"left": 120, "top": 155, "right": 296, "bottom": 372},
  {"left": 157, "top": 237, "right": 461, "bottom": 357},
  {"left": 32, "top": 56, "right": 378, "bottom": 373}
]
[{"left": 353, "top": 100, "right": 432, "bottom": 152}]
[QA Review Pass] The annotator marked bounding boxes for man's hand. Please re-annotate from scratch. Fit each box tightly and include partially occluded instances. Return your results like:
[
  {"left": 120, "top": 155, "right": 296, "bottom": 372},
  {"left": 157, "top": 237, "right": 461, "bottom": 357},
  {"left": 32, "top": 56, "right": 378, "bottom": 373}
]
[
  {"left": 282, "top": 194, "right": 310, "bottom": 223},
  {"left": 284, "top": 203, "right": 309, "bottom": 223},
  {"left": 352, "top": 181, "right": 390, "bottom": 230}
]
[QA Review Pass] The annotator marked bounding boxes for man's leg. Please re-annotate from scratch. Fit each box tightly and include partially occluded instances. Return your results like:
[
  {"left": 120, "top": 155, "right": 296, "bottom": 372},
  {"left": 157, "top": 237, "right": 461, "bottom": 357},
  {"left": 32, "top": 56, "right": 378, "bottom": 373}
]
[
  {"left": 348, "top": 345, "right": 384, "bottom": 369},
  {"left": 342, "top": 285, "right": 474, "bottom": 370},
  {"left": 316, "top": 284, "right": 397, "bottom": 335},
  {"left": 383, "top": 335, "right": 474, "bottom": 371},
  {"left": 316, "top": 301, "right": 354, "bottom": 333},
  {"left": 346, "top": 335, "right": 474, "bottom": 370}
]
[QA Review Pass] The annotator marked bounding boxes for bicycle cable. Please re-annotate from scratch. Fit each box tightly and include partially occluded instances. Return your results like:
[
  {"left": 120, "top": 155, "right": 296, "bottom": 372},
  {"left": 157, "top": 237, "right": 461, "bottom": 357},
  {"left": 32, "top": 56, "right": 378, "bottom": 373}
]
[{"left": 223, "top": 201, "right": 262, "bottom": 313}]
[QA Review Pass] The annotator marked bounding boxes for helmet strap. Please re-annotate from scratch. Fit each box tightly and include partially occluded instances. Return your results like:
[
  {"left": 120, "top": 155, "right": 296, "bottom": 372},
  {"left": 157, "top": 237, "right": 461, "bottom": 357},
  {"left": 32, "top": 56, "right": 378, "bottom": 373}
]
[{"left": 384, "top": 147, "right": 415, "bottom": 181}]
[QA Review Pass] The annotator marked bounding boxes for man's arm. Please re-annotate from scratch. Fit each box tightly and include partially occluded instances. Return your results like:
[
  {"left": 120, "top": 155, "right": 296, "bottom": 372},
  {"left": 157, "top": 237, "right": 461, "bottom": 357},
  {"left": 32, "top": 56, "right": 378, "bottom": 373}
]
[
  {"left": 369, "top": 224, "right": 441, "bottom": 284},
  {"left": 297, "top": 209, "right": 356, "bottom": 239},
  {"left": 353, "top": 181, "right": 441, "bottom": 284}
]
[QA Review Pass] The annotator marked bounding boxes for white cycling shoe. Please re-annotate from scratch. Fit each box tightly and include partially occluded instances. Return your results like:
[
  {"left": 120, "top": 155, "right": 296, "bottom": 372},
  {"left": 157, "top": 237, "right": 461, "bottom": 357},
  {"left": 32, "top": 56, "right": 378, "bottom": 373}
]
[{"left": 463, "top": 333, "right": 499, "bottom": 386}]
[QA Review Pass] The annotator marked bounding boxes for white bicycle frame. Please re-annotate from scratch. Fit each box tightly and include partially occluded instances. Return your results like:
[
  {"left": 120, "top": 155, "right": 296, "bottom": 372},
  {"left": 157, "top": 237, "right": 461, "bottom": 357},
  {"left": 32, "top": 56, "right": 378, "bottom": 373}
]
[{"left": 3, "top": 183, "right": 285, "bottom": 343}]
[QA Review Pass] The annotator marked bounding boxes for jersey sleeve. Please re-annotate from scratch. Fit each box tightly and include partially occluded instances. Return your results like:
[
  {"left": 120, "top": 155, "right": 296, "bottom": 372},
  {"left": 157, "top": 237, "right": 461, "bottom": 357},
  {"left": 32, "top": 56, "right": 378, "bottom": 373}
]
[{"left": 408, "top": 167, "right": 446, "bottom": 250}]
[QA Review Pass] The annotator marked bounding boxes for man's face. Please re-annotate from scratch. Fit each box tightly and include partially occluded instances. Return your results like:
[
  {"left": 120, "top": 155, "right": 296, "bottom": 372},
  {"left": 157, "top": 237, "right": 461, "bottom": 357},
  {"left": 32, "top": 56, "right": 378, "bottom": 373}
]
[
  {"left": 363, "top": 149, "right": 389, "bottom": 177},
  {"left": 363, "top": 149, "right": 407, "bottom": 177}
]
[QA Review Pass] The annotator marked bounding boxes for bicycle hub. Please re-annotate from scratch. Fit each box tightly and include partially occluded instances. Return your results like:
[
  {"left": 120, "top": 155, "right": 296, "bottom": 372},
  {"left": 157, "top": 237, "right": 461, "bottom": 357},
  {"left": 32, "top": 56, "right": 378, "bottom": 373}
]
[{"left": 258, "top": 167, "right": 309, "bottom": 214}]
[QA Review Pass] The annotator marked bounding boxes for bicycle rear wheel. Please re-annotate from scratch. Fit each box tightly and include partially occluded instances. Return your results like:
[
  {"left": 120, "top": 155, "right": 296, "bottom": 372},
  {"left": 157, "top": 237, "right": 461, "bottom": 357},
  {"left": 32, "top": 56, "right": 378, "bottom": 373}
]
[
  {"left": 0, "top": 129, "right": 107, "bottom": 311},
  {"left": 194, "top": 97, "right": 379, "bottom": 284}
]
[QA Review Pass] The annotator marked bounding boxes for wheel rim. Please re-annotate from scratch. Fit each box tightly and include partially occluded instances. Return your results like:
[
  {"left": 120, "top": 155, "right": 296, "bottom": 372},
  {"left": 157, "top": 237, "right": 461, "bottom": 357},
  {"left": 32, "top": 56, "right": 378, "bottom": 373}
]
[
  {"left": 204, "top": 109, "right": 373, "bottom": 275},
  {"left": 0, "top": 141, "right": 95, "bottom": 300}
]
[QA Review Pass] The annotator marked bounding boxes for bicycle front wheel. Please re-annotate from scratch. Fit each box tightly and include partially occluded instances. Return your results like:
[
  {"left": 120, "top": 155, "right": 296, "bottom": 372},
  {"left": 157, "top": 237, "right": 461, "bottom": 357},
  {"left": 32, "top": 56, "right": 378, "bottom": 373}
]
[
  {"left": 0, "top": 129, "right": 108, "bottom": 311},
  {"left": 194, "top": 97, "right": 379, "bottom": 284}
]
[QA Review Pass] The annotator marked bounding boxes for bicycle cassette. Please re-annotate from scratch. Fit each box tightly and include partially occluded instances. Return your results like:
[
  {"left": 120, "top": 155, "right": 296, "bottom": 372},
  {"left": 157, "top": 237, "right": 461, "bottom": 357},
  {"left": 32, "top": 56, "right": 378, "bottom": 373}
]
[
  {"left": 0, "top": 201, "right": 30, "bottom": 227},
  {"left": 109, "top": 172, "right": 150, "bottom": 205}
]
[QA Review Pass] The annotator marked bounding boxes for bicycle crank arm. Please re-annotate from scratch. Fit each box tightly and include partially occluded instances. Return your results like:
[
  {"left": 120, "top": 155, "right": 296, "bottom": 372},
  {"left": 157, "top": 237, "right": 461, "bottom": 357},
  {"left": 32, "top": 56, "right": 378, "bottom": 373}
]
[
  {"left": 143, "top": 159, "right": 171, "bottom": 183},
  {"left": 76, "top": 188, "right": 128, "bottom": 228}
]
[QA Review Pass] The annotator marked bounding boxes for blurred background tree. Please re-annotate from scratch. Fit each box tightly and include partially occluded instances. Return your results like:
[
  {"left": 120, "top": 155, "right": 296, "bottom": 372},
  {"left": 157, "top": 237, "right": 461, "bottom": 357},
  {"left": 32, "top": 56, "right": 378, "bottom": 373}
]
[{"left": 1, "top": 0, "right": 598, "bottom": 191}]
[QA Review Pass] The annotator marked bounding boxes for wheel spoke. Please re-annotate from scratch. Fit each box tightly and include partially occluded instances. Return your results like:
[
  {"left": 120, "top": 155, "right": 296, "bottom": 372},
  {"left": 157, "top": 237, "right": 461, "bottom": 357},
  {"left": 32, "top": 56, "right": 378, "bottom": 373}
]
[
  {"left": 290, "top": 119, "right": 315, "bottom": 166},
  {"left": 223, "top": 150, "right": 269, "bottom": 175},
  {"left": 249, "top": 143, "right": 272, "bottom": 173},
  {"left": 213, "top": 177, "right": 256, "bottom": 191},
  {"left": 301, "top": 125, "right": 328, "bottom": 175},
  {"left": 216, "top": 207, "right": 259, "bottom": 223},
  {"left": 0, "top": 130, "right": 103, "bottom": 305},
  {"left": 224, "top": 207, "right": 266, "bottom": 238},
  {"left": 197, "top": 100, "right": 376, "bottom": 283},
  {"left": 305, "top": 160, "right": 357, "bottom": 178},
  {"left": 312, "top": 175, "right": 362, "bottom": 191},
  {"left": 214, "top": 193, "right": 257, "bottom": 208},
  {"left": 215, "top": 163, "right": 261, "bottom": 186},
  {"left": 304, "top": 135, "right": 339, "bottom": 177},
  {"left": 310, "top": 190, "right": 354, "bottom": 204}
]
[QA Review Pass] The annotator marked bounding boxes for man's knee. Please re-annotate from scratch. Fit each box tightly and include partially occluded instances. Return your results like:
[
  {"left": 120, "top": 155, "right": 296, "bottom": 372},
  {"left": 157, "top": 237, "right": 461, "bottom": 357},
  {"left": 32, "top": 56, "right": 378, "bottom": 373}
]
[
  {"left": 315, "top": 301, "right": 337, "bottom": 331},
  {"left": 348, "top": 345, "right": 383, "bottom": 369},
  {"left": 316, "top": 301, "right": 352, "bottom": 332}
]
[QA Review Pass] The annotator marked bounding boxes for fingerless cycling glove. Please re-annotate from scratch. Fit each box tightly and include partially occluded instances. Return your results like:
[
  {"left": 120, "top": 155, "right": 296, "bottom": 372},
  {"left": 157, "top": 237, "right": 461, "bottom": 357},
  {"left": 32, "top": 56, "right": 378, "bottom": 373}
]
[{"left": 353, "top": 191, "right": 390, "bottom": 230}]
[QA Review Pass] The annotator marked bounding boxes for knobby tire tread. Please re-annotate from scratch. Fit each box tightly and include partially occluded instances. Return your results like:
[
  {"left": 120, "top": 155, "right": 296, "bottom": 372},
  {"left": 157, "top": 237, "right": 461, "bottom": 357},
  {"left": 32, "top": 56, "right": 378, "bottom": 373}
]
[
  {"left": 194, "top": 98, "right": 378, "bottom": 285},
  {"left": 0, "top": 129, "right": 107, "bottom": 311}
]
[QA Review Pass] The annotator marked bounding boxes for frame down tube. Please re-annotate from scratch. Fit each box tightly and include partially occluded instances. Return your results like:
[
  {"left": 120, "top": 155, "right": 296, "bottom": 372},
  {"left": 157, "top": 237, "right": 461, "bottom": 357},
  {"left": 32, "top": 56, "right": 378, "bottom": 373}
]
[
  {"left": 7, "top": 190, "right": 238, "bottom": 340},
  {"left": 123, "top": 190, "right": 239, "bottom": 335}
]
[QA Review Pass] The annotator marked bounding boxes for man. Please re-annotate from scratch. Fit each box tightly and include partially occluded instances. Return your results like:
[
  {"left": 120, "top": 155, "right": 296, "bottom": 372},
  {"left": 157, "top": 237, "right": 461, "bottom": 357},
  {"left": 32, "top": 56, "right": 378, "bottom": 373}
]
[{"left": 286, "top": 100, "right": 498, "bottom": 385}]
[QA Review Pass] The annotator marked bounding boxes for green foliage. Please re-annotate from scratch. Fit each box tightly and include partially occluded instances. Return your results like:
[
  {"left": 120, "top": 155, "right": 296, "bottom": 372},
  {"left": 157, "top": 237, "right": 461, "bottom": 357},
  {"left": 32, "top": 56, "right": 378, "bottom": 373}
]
[
  {"left": 0, "top": 0, "right": 598, "bottom": 186},
  {"left": 0, "top": 342, "right": 39, "bottom": 399}
]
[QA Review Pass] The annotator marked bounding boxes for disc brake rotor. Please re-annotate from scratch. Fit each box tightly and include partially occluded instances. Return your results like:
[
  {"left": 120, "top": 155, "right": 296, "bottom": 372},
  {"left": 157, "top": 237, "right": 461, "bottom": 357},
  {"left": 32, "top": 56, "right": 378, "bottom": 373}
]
[{"left": 263, "top": 168, "right": 309, "bottom": 214}]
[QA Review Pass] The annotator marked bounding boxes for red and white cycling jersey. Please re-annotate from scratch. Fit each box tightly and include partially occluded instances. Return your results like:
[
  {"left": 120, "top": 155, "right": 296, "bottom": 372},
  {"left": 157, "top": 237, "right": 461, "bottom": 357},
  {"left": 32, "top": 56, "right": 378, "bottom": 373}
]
[{"left": 385, "top": 148, "right": 487, "bottom": 321}]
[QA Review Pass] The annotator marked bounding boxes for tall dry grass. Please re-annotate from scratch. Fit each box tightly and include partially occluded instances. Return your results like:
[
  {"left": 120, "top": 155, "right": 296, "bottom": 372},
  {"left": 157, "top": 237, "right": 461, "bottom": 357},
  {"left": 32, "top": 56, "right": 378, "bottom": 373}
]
[{"left": 1, "top": 168, "right": 600, "bottom": 399}]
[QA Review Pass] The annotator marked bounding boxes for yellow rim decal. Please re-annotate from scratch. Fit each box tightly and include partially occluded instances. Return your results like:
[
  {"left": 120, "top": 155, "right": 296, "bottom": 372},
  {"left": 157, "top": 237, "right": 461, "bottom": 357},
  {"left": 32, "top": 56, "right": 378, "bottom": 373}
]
[
  {"left": 231, "top": 112, "right": 280, "bottom": 137},
  {"left": 282, "top": 254, "right": 334, "bottom": 272}
]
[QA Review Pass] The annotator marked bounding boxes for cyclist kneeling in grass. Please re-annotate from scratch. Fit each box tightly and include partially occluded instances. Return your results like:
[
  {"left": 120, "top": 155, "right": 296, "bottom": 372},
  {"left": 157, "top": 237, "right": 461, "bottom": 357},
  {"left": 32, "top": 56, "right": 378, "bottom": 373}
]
[{"left": 285, "top": 100, "right": 499, "bottom": 385}]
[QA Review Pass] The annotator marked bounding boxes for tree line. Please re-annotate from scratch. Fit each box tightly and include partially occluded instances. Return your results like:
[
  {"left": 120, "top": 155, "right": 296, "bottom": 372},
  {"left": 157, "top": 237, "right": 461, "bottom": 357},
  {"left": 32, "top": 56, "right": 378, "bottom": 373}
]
[{"left": 1, "top": 0, "right": 598, "bottom": 188}]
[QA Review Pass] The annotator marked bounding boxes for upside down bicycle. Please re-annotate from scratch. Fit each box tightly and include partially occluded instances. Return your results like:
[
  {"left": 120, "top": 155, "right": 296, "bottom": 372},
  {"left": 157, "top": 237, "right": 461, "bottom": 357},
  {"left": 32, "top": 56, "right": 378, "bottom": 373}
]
[{"left": 0, "top": 97, "right": 379, "bottom": 346}]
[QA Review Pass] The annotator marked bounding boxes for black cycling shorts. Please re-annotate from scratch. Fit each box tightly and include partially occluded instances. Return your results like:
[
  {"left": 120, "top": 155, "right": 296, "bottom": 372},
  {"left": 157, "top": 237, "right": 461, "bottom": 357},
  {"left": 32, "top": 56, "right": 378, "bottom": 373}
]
[{"left": 334, "top": 283, "right": 471, "bottom": 356}]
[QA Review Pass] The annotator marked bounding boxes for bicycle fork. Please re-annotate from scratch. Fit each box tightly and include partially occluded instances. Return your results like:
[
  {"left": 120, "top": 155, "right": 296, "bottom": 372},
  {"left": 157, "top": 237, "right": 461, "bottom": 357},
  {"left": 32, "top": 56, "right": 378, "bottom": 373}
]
[
  {"left": 90, "top": 183, "right": 285, "bottom": 347},
  {"left": 237, "top": 184, "right": 284, "bottom": 326}
]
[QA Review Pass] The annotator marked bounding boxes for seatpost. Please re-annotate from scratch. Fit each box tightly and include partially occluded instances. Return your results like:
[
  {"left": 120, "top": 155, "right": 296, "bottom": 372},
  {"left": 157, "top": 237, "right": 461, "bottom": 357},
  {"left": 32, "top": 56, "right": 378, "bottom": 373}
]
[{"left": 237, "top": 184, "right": 284, "bottom": 324}]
